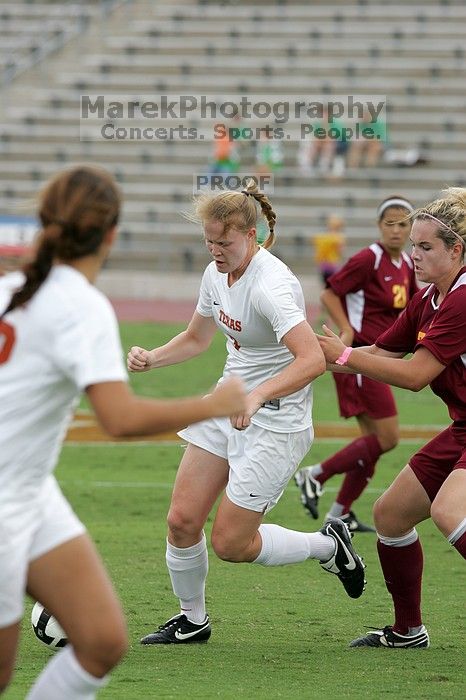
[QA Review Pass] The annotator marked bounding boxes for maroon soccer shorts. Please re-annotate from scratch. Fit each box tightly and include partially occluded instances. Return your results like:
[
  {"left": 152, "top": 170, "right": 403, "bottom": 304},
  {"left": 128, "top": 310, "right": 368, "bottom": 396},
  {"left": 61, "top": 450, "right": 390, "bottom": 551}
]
[
  {"left": 332, "top": 371, "right": 397, "bottom": 420},
  {"left": 409, "top": 422, "right": 466, "bottom": 501}
]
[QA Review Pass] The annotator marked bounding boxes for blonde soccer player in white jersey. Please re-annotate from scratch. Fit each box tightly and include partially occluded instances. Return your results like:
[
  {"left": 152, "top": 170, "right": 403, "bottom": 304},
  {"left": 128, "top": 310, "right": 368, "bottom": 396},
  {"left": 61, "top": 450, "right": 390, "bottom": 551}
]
[
  {"left": 0, "top": 166, "right": 247, "bottom": 699},
  {"left": 128, "top": 180, "right": 366, "bottom": 645}
]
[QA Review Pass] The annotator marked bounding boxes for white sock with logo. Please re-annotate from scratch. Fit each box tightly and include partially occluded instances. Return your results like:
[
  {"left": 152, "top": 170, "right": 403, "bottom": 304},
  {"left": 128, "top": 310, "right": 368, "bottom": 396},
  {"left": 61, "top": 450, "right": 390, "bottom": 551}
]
[
  {"left": 26, "top": 646, "right": 108, "bottom": 700},
  {"left": 253, "top": 524, "right": 334, "bottom": 565},
  {"left": 166, "top": 533, "right": 209, "bottom": 624}
]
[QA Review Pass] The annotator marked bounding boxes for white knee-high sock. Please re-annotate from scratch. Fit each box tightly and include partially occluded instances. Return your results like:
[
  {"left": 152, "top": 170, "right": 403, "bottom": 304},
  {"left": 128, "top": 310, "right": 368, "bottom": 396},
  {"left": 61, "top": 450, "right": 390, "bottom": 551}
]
[
  {"left": 253, "top": 524, "right": 334, "bottom": 565},
  {"left": 26, "top": 646, "right": 108, "bottom": 700},
  {"left": 166, "top": 532, "right": 209, "bottom": 623}
]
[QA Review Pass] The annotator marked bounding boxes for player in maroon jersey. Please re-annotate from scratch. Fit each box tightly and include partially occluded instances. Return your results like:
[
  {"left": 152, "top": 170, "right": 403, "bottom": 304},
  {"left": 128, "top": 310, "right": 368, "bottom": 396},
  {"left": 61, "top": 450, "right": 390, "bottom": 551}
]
[
  {"left": 296, "top": 196, "right": 417, "bottom": 532},
  {"left": 317, "top": 186, "right": 466, "bottom": 647}
]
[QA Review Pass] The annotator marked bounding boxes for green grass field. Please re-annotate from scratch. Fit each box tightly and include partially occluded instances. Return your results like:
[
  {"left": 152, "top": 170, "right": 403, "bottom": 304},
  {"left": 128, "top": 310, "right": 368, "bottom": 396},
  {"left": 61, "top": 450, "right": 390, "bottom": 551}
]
[{"left": 7, "top": 323, "right": 464, "bottom": 699}]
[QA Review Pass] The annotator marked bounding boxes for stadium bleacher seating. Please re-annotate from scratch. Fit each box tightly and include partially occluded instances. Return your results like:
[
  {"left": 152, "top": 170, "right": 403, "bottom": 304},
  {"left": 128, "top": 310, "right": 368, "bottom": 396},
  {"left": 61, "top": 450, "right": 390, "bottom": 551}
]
[{"left": 1, "top": 0, "right": 466, "bottom": 273}]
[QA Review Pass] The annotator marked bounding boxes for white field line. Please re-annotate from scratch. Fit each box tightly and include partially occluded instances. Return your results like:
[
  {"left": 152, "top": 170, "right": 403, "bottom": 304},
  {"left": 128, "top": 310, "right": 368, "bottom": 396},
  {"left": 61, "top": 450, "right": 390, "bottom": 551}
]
[
  {"left": 57, "top": 478, "right": 385, "bottom": 495},
  {"left": 70, "top": 412, "right": 447, "bottom": 434}
]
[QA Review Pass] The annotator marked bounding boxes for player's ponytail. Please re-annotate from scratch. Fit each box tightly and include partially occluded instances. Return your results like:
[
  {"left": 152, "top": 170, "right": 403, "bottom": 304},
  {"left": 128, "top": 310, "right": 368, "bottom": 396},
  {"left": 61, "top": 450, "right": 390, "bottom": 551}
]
[
  {"left": 1, "top": 224, "right": 60, "bottom": 317},
  {"left": 241, "top": 178, "right": 276, "bottom": 249},
  {"left": 1, "top": 166, "right": 120, "bottom": 317},
  {"left": 190, "top": 178, "right": 277, "bottom": 250}
]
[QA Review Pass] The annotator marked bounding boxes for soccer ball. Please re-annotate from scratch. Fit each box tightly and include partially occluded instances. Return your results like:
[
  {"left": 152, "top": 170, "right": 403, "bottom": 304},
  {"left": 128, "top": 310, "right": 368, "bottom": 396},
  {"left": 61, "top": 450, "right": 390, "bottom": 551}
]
[{"left": 31, "top": 602, "right": 67, "bottom": 650}]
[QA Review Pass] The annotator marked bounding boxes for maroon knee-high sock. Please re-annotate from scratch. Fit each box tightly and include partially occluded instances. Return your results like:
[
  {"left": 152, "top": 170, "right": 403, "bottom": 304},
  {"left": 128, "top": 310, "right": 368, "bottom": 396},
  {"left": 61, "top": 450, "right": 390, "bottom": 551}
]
[
  {"left": 318, "top": 434, "right": 383, "bottom": 485},
  {"left": 336, "top": 469, "right": 376, "bottom": 512},
  {"left": 452, "top": 531, "right": 466, "bottom": 559},
  {"left": 377, "top": 539, "right": 424, "bottom": 633}
]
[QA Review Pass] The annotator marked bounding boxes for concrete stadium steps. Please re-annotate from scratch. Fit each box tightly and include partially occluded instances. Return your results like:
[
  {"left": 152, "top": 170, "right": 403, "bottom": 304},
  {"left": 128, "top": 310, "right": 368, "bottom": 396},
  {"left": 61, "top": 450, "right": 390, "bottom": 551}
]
[
  {"left": 101, "top": 32, "right": 466, "bottom": 58},
  {"left": 6, "top": 86, "right": 466, "bottom": 116},
  {"left": 1, "top": 0, "right": 465, "bottom": 274},
  {"left": 50, "top": 70, "right": 466, "bottom": 96},
  {"left": 0, "top": 170, "right": 445, "bottom": 208},
  {"left": 80, "top": 53, "right": 465, "bottom": 79},
  {"left": 0, "top": 134, "right": 463, "bottom": 171},
  {"left": 6, "top": 104, "right": 466, "bottom": 137},
  {"left": 134, "top": 2, "right": 465, "bottom": 20},
  {"left": 0, "top": 1, "right": 109, "bottom": 82},
  {"left": 2, "top": 157, "right": 463, "bottom": 190},
  {"left": 126, "top": 18, "right": 466, "bottom": 39}
]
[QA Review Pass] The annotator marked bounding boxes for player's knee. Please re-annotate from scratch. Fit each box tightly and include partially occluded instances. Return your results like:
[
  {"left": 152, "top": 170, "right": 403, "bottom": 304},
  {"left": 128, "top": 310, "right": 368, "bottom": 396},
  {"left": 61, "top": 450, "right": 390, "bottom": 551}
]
[
  {"left": 430, "top": 497, "right": 448, "bottom": 533},
  {"left": 79, "top": 612, "right": 127, "bottom": 672},
  {"left": 377, "top": 431, "right": 399, "bottom": 453},
  {"left": 211, "top": 531, "right": 244, "bottom": 562},
  {"left": 167, "top": 506, "right": 202, "bottom": 540},
  {"left": 76, "top": 624, "right": 128, "bottom": 674},
  {"left": 372, "top": 494, "right": 391, "bottom": 531}
]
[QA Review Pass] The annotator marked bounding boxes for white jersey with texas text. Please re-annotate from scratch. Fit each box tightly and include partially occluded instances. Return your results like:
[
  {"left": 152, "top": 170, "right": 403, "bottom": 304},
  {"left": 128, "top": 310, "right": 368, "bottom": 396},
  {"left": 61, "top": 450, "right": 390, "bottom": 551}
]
[
  {"left": 0, "top": 265, "right": 127, "bottom": 504},
  {"left": 197, "top": 246, "right": 313, "bottom": 432}
]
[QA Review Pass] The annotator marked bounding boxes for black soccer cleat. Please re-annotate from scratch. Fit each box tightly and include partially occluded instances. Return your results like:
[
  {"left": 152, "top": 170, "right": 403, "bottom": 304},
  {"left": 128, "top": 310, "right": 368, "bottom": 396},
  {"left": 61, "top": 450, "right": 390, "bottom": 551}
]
[
  {"left": 350, "top": 625, "right": 430, "bottom": 648},
  {"left": 339, "top": 510, "right": 376, "bottom": 534},
  {"left": 294, "top": 466, "right": 322, "bottom": 519},
  {"left": 319, "top": 518, "right": 366, "bottom": 599},
  {"left": 140, "top": 613, "right": 211, "bottom": 645}
]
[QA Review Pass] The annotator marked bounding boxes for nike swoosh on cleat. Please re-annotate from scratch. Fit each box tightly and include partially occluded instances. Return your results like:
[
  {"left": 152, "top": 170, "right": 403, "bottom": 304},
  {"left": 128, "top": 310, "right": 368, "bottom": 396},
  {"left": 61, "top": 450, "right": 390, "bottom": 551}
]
[
  {"left": 332, "top": 530, "right": 357, "bottom": 570},
  {"left": 174, "top": 625, "right": 209, "bottom": 641}
]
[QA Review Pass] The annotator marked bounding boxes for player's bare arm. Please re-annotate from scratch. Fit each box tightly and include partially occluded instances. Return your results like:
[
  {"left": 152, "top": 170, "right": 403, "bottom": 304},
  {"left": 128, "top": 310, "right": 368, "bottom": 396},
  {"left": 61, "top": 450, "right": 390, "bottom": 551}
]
[
  {"left": 318, "top": 324, "right": 445, "bottom": 390},
  {"left": 324, "top": 338, "right": 405, "bottom": 374},
  {"left": 320, "top": 287, "right": 354, "bottom": 346},
  {"left": 128, "top": 312, "right": 217, "bottom": 371},
  {"left": 231, "top": 321, "right": 325, "bottom": 431},
  {"left": 87, "top": 376, "right": 246, "bottom": 437}
]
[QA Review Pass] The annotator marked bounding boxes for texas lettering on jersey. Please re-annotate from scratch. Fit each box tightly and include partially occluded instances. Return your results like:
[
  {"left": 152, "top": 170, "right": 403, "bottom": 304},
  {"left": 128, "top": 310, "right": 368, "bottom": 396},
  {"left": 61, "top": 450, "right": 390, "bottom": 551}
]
[{"left": 218, "top": 309, "right": 242, "bottom": 332}]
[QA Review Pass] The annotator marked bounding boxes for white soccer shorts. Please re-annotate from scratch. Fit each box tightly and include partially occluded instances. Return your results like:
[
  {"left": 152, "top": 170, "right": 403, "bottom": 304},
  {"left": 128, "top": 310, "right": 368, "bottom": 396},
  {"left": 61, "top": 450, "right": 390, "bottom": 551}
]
[
  {"left": 0, "top": 475, "right": 85, "bottom": 627},
  {"left": 179, "top": 418, "right": 312, "bottom": 513}
]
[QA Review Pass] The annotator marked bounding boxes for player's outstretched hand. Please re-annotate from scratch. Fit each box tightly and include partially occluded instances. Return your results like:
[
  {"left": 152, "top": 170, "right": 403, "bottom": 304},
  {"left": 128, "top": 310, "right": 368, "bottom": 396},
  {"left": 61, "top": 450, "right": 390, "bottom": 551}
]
[
  {"left": 208, "top": 377, "right": 247, "bottom": 418},
  {"left": 316, "top": 324, "right": 347, "bottom": 363},
  {"left": 127, "top": 345, "right": 154, "bottom": 372}
]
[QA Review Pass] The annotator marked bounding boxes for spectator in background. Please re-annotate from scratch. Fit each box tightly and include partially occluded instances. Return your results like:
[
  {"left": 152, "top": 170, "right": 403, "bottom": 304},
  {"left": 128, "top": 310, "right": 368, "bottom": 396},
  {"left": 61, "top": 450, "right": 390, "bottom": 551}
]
[
  {"left": 296, "top": 196, "right": 417, "bottom": 533},
  {"left": 347, "top": 109, "right": 387, "bottom": 169},
  {"left": 313, "top": 214, "right": 346, "bottom": 286},
  {"left": 298, "top": 109, "right": 348, "bottom": 179},
  {"left": 255, "top": 132, "right": 284, "bottom": 175},
  {"left": 210, "top": 113, "right": 245, "bottom": 175}
]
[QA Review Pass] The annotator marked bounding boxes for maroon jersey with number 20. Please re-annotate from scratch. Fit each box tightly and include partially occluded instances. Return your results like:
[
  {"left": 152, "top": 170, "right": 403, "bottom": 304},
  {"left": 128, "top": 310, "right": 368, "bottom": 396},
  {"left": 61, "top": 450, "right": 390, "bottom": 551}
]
[{"left": 328, "top": 243, "right": 418, "bottom": 346}]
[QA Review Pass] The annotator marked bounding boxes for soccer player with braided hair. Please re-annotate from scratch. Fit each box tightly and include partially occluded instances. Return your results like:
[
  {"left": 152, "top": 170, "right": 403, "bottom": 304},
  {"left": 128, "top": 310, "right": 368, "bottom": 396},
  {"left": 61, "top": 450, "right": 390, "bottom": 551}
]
[
  {"left": 317, "top": 187, "right": 466, "bottom": 648},
  {"left": 128, "top": 179, "right": 366, "bottom": 646},
  {"left": 0, "top": 165, "right": 247, "bottom": 699}
]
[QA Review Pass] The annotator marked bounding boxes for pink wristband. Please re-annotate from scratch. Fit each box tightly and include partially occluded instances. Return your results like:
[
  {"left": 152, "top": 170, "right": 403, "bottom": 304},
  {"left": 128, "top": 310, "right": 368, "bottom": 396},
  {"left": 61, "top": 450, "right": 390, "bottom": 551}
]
[{"left": 335, "top": 346, "right": 353, "bottom": 366}]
